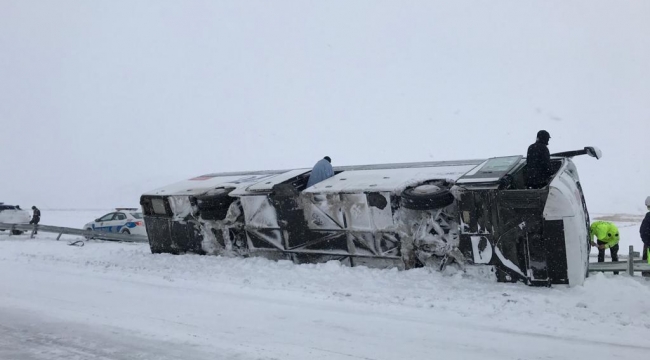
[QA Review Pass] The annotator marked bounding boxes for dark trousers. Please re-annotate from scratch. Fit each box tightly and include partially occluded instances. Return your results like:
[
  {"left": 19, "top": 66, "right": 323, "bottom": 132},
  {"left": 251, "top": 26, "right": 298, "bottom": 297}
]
[
  {"left": 641, "top": 244, "right": 650, "bottom": 277},
  {"left": 29, "top": 217, "right": 40, "bottom": 234},
  {"left": 598, "top": 240, "right": 619, "bottom": 274},
  {"left": 597, "top": 241, "right": 619, "bottom": 262}
]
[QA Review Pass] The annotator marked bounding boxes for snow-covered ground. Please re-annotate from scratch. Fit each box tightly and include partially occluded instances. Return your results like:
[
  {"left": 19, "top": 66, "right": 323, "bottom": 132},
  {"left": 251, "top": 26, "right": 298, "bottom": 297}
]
[{"left": 1, "top": 211, "right": 649, "bottom": 359}]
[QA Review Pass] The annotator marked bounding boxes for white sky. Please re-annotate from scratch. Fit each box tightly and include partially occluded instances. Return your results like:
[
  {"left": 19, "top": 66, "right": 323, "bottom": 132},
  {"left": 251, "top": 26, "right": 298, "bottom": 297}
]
[{"left": 1, "top": 0, "right": 649, "bottom": 213}]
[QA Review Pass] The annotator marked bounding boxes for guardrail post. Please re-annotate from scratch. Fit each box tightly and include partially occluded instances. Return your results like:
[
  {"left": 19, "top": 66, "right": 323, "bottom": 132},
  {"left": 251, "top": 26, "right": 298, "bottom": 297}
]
[
  {"left": 9, "top": 224, "right": 14, "bottom": 236},
  {"left": 628, "top": 245, "right": 634, "bottom": 276},
  {"left": 56, "top": 232, "right": 63, "bottom": 241}
]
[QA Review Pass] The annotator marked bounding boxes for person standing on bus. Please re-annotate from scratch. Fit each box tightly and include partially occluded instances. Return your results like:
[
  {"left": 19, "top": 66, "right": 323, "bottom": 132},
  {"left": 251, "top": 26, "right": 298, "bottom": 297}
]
[
  {"left": 525, "top": 130, "right": 553, "bottom": 189},
  {"left": 307, "top": 156, "right": 334, "bottom": 188}
]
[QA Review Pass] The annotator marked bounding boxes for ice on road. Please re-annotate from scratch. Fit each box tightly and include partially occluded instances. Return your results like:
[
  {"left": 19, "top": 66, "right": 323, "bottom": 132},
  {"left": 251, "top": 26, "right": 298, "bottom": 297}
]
[{"left": 1, "top": 227, "right": 649, "bottom": 359}]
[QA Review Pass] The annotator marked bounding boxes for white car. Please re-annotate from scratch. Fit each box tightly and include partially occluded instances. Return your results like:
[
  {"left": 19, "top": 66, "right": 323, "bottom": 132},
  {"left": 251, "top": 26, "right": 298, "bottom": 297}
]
[
  {"left": 84, "top": 208, "right": 147, "bottom": 236},
  {"left": 0, "top": 203, "right": 32, "bottom": 235}
]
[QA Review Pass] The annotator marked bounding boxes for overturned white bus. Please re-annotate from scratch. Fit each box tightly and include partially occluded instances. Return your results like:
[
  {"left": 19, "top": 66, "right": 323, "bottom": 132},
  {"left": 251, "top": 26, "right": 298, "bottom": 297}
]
[{"left": 140, "top": 147, "right": 601, "bottom": 287}]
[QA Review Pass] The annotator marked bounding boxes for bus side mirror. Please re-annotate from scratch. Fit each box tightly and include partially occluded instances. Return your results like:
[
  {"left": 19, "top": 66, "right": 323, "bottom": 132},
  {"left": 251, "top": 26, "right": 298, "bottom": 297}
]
[{"left": 585, "top": 147, "right": 602, "bottom": 159}]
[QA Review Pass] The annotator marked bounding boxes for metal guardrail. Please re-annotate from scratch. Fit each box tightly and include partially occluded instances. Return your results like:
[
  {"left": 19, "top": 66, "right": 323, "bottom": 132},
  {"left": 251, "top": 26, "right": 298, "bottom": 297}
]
[
  {"left": 588, "top": 245, "right": 650, "bottom": 276},
  {"left": 0, "top": 223, "right": 149, "bottom": 243}
]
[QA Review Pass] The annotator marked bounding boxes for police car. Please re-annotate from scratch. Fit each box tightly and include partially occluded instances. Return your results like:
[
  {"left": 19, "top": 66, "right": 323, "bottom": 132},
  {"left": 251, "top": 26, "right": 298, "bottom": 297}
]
[
  {"left": 0, "top": 203, "right": 31, "bottom": 235},
  {"left": 84, "top": 208, "right": 147, "bottom": 236}
]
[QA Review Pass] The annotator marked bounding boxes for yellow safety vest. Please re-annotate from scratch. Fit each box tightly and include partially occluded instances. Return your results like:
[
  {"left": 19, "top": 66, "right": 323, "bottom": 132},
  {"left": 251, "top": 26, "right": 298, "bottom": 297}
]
[{"left": 590, "top": 221, "right": 620, "bottom": 248}]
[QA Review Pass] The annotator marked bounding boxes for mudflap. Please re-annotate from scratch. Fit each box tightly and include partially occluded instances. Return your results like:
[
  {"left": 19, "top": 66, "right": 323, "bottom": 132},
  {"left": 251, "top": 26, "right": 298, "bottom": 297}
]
[
  {"left": 144, "top": 216, "right": 174, "bottom": 254},
  {"left": 525, "top": 229, "right": 551, "bottom": 287}
]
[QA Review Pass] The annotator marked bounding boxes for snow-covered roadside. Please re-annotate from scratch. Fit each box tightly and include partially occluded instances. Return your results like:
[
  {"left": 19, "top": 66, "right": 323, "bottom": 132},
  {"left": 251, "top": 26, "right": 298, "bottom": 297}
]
[{"left": 1, "top": 232, "right": 649, "bottom": 359}]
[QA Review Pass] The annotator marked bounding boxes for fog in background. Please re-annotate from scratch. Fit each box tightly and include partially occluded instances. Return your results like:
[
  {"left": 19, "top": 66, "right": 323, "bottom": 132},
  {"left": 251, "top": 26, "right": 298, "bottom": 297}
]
[{"left": 1, "top": 0, "right": 649, "bottom": 214}]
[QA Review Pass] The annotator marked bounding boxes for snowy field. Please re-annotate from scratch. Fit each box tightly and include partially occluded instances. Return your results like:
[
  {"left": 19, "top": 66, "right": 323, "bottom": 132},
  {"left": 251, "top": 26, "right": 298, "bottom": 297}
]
[{"left": 1, "top": 211, "right": 649, "bottom": 360}]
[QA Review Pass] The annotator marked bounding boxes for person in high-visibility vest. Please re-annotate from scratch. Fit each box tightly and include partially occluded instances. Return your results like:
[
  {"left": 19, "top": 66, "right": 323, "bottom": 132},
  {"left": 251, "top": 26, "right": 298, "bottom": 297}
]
[
  {"left": 590, "top": 221, "right": 621, "bottom": 273},
  {"left": 641, "top": 197, "right": 650, "bottom": 276}
]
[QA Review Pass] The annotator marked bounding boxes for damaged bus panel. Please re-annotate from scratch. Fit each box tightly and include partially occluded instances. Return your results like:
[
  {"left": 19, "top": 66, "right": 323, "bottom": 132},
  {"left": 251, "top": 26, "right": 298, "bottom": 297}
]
[{"left": 141, "top": 147, "right": 601, "bottom": 287}]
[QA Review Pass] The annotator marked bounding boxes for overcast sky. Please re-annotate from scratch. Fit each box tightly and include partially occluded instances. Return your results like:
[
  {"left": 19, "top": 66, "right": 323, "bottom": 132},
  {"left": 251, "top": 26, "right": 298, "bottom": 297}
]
[{"left": 1, "top": 0, "right": 648, "bottom": 214}]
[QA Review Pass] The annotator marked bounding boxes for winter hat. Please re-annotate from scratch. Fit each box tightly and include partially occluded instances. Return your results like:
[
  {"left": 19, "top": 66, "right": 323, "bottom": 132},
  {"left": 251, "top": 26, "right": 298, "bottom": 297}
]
[
  {"left": 537, "top": 130, "right": 551, "bottom": 141},
  {"left": 324, "top": 156, "right": 332, "bottom": 163}
]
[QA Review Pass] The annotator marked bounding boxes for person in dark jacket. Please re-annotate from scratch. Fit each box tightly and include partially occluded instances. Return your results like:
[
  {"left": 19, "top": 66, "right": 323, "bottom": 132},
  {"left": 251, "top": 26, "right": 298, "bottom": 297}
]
[
  {"left": 641, "top": 196, "right": 650, "bottom": 276},
  {"left": 306, "top": 156, "right": 334, "bottom": 188},
  {"left": 525, "top": 130, "right": 553, "bottom": 189},
  {"left": 30, "top": 206, "right": 41, "bottom": 234}
]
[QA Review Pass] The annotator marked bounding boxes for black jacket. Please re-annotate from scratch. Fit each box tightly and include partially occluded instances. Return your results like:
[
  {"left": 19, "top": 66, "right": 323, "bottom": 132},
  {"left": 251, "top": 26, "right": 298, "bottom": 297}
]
[
  {"left": 33, "top": 208, "right": 41, "bottom": 218},
  {"left": 525, "top": 141, "right": 552, "bottom": 187},
  {"left": 641, "top": 212, "right": 650, "bottom": 246}
]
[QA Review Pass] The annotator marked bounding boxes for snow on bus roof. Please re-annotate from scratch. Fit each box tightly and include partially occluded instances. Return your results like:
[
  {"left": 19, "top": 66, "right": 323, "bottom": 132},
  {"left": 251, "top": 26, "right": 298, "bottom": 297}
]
[
  {"left": 303, "top": 164, "right": 478, "bottom": 194},
  {"left": 142, "top": 160, "right": 486, "bottom": 197},
  {"left": 143, "top": 172, "right": 286, "bottom": 196}
]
